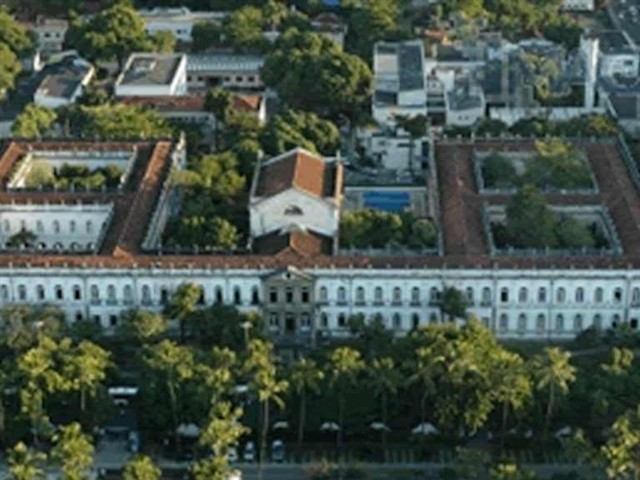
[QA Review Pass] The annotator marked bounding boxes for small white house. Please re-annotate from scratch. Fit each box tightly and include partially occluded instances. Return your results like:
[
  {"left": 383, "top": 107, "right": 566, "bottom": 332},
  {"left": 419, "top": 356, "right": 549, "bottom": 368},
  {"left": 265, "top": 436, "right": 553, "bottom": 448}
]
[
  {"left": 114, "top": 53, "right": 188, "bottom": 97},
  {"left": 249, "top": 148, "right": 343, "bottom": 241},
  {"left": 138, "top": 7, "right": 227, "bottom": 43},
  {"left": 33, "top": 56, "right": 94, "bottom": 109}
]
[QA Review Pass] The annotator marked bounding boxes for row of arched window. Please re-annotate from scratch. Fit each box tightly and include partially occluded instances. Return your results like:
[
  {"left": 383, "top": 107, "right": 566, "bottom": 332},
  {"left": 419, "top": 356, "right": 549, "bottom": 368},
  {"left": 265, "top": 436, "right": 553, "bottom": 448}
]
[
  {"left": 504, "top": 286, "right": 628, "bottom": 305},
  {"left": 320, "top": 312, "right": 422, "bottom": 330},
  {"left": 496, "top": 313, "right": 630, "bottom": 333},
  {"left": 2, "top": 219, "right": 103, "bottom": 235}
]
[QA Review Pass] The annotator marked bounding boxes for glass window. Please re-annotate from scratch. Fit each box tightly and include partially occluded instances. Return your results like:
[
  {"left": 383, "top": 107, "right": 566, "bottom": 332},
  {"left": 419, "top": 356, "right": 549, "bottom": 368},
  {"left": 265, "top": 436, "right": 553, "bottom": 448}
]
[
  {"left": 594, "top": 287, "right": 603, "bottom": 304},
  {"left": 518, "top": 287, "right": 528, "bottom": 304},
  {"left": 37, "top": 285, "right": 45, "bottom": 300},
  {"left": 286, "top": 287, "right": 294, "bottom": 303},
  {"left": 429, "top": 287, "right": 439, "bottom": 304},
  {"left": 252, "top": 287, "right": 260, "bottom": 305},
  {"left": 337, "top": 287, "right": 346, "bottom": 303},
  {"left": 356, "top": 287, "right": 365, "bottom": 304},
  {"left": 73, "top": 285, "right": 82, "bottom": 301},
  {"left": 555, "top": 314, "right": 564, "bottom": 331},
  {"left": 632, "top": 288, "right": 640, "bottom": 305},
  {"left": 319, "top": 286, "right": 328, "bottom": 302},
  {"left": 269, "top": 287, "right": 278, "bottom": 304},
  {"left": 55, "top": 285, "right": 63, "bottom": 300},
  {"left": 482, "top": 287, "right": 491, "bottom": 305},
  {"left": 338, "top": 314, "right": 346, "bottom": 328},
  {"left": 392, "top": 287, "right": 401, "bottom": 304},
  {"left": 517, "top": 314, "right": 527, "bottom": 332},
  {"left": 234, "top": 287, "right": 242, "bottom": 305},
  {"left": 499, "top": 314, "right": 508, "bottom": 331},
  {"left": 574, "top": 314, "right": 583, "bottom": 332},
  {"left": 123, "top": 285, "right": 133, "bottom": 304},
  {"left": 36, "top": 220, "right": 44, "bottom": 233},
  {"left": 411, "top": 287, "right": 420, "bottom": 304},
  {"left": 69, "top": 220, "right": 76, "bottom": 233},
  {"left": 500, "top": 288, "right": 509, "bottom": 303},
  {"left": 215, "top": 287, "right": 224, "bottom": 304},
  {"left": 465, "top": 287, "right": 474, "bottom": 305},
  {"left": 375, "top": 287, "right": 383, "bottom": 303},
  {"left": 575, "top": 288, "right": 584, "bottom": 304},
  {"left": 53, "top": 220, "right": 60, "bottom": 233},
  {"left": 593, "top": 314, "right": 602, "bottom": 329},
  {"left": 107, "top": 285, "right": 116, "bottom": 302},
  {"left": 393, "top": 313, "right": 402, "bottom": 329},
  {"left": 141, "top": 285, "right": 151, "bottom": 304},
  {"left": 301, "top": 287, "right": 309, "bottom": 304},
  {"left": 538, "top": 287, "right": 547, "bottom": 303},
  {"left": 536, "top": 314, "right": 545, "bottom": 332},
  {"left": 556, "top": 288, "right": 566, "bottom": 304},
  {"left": 613, "top": 288, "right": 623, "bottom": 304},
  {"left": 86, "top": 220, "right": 92, "bottom": 234},
  {"left": 17, "top": 285, "right": 26, "bottom": 301}
]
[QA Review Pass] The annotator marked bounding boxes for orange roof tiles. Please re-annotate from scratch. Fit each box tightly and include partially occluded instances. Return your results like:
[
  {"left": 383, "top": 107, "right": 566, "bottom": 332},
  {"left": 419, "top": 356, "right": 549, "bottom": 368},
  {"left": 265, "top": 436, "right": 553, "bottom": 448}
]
[{"left": 255, "top": 149, "right": 329, "bottom": 198}]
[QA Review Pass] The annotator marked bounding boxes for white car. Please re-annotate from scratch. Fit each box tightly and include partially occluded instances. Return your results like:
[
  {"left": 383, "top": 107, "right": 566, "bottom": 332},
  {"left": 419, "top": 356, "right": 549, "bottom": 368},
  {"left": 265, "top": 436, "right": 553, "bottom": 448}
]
[{"left": 243, "top": 441, "right": 255, "bottom": 462}]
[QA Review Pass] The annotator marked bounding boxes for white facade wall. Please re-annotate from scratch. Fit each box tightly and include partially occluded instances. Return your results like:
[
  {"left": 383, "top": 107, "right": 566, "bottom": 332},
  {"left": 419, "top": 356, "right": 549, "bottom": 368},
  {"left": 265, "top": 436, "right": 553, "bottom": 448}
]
[
  {"left": 2, "top": 266, "right": 640, "bottom": 338},
  {"left": 446, "top": 104, "right": 485, "bottom": 127},
  {"left": 34, "top": 84, "right": 83, "bottom": 109},
  {"left": 114, "top": 56, "right": 188, "bottom": 97},
  {"left": 250, "top": 189, "right": 339, "bottom": 238},
  {"left": 600, "top": 53, "right": 640, "bottom": 78},
  {"left": 561, "top": 0, "right": 594, "bottom": 10}
]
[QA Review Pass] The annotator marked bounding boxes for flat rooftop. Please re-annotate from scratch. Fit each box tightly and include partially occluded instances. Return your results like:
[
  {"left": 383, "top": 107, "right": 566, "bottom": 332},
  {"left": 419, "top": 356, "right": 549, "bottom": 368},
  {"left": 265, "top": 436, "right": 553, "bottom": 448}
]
[
  {"left": 187, "top": 54, "right": 263, "bottom": 73},
  {"left": 117, "top": 54, "right": 184, "bottom": 87},
  {"left": 374, "top": 41, "right": 425, "bottom": 94}
]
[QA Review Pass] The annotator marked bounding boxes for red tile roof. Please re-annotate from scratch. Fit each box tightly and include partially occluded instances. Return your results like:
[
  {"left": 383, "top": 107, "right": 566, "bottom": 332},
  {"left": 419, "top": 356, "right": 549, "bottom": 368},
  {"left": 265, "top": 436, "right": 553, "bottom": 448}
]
[
  {"left": 254, "top": 228, "right": 333, "bottom": 257},
  {"left": 118, "top": 94, "right": 262, "bottom": 115},
  {"left": 254, "top": 149, "right": 331, "bottom": 198}
]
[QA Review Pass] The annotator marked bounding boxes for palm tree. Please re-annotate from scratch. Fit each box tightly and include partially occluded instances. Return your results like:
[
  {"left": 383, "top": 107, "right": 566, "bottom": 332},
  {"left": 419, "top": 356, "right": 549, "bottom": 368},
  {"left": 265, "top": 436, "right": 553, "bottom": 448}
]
[
  {"left": 7, "top": 442, "right": 47, "bottom": 480},
  {"left": 531, "top": 347, "right": 576, "bottom": 441},
  {"left": 245, "top": 340, "right": 288, "bottom": 480},
  {"left": 166, "top": 283, "right": 202, "bottom": 342},
  {"left": 368, "top": 357, "right": 402, "bottom": 459},
  {"left": 64, "top": 341, "right": 111, "bottom": 413},
  {"left": 51, "top": 422, "right": 95, "bottom": 480},
  {"left": 123, "top": 455, "right": 161, "bottom": 480},
  {"left": 289, "top": 358, "right": 324, "bottom": 452},
  {"left": 407, "top": 346, "right": 438, "bottom": 434},
  {"left": 326, "top": 347, "right": 364, "bottom": 452},
  {"left": 492, "top": 351, "right": 532, "bottom": 451}
]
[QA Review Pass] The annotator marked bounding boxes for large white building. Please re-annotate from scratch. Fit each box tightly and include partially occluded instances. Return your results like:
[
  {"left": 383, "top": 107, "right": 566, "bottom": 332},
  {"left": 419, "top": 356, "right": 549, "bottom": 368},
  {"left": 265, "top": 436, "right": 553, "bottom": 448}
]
[
  {"left": 114, "top": 53, "right": 188, "bottom": 97},
  {"left": 2, "top": 137, "right": 640, "bottom": 342},
  {"left": 137, "top": 7, "right": 227, "bottom": 43}
]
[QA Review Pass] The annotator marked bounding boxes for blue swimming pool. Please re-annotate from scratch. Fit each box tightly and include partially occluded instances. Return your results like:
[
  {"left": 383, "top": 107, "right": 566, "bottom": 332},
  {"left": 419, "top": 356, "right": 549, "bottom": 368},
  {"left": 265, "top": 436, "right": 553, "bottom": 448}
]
[{"left": 363, "top": 191, "right": 410, "bottom": 212}]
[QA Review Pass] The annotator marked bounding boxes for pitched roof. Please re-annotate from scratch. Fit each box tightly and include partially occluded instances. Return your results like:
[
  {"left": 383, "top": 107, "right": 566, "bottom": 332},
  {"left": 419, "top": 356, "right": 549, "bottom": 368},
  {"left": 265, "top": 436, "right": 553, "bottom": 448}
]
[
  {"left": 253, "top": 228, "right": 333, "bottom": 256},
  {"left": 254, "top": 148, "right": 329, "bottom": 198},
  {"left": 118, "top": 94, "right": 262, "bottom": 115}
]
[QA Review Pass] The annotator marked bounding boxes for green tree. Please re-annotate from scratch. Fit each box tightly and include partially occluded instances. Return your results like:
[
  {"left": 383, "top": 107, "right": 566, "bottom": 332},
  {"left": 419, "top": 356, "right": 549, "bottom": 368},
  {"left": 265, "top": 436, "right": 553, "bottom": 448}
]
[
  {"left": 346, "top": 0, "right": 405, "bottom": 59},
  {"left": 244, "top": 339, "right": 288, "bottom": 480},
  {"left": 225, "top": 6, "right": 268, "bottom": 52},
  {"left": 368, "top": 357, "right": 402, "bottom": 456},
  {"left": 602, "top": 406, "right": 640, "bottom": 479},
  {"left": 439, "top": 286, "right": 467, "bottom": 320},
  {"left": 63, "top": 341, "right": 111, "bottom": 413},
  {"left": 262, "top": 29, "right": 372, "bottom": 122},
  {"left": 482, "top": 153, "right": 518, "bottom": 189},
  {"left": 51, "top": 422, "right": 94, "bottom": 480},
  {"left": 66, "top": 3, "right": 153, "bottom": 67},
  {"left": 123, "top": 455, "right": 161, "bottom": 480},
  {"left": 76, "top": 104, "right": 172, "bottom": 139},
  {"left": 6, "top": 229, "right": 38, "bottom": 249},
  {"left": 191, "top": 21, "right": 225, "bottom": 52},
  {"left": 325, "top": 347, "right": 364, "bottom": 450},
  {"left": 166, "top": 283, "right": 202, "bottom": 342},
  {"left": 261, "top": 110, "right": 340, "bottom": 156},
  {"left": 0, "top": 305, "right": 64, "bottom": 353},
  {"left": 7, "top": 442, "right": 46, "bottom": 480},
  {"left": 197, "top": 346, "right": 237, "bottom": 407},
  {"left": 289, "top": 358, "right": 324, "bottom": 450},
  {"left": 144, "top": 340, "right": 195, "bottom": 453},
  {"left": 151, "top": 30, "right": 176, "bottom": 53},
  {"left": 205, "top": 88, "right": 233, "bottom": 151},
  {"left": 451, "top": 447, "right": 491, "bottom": 480},
  {"left": 525, "top": 139, "right": 592, "bottom": 190},
  {"left": 0, "top": 42, "right": 22, "bottom": 95},
  {"left": 505, "top": 185, "right": 557, "bottom": 249},
  {"left": 489, "top": 463, "right": 536, "bottom": 480},
  {"left": 531, "top": 347, "right": 576, "bottom": 441},
  {"left": 0, "top": 8, "right": 33, "bottom": 57},
  {"left": 118, "top": 310, "right": 168, "bottom": 343},
  {"left": 174, "top": 152, "right": 246, "bottom": 200}
]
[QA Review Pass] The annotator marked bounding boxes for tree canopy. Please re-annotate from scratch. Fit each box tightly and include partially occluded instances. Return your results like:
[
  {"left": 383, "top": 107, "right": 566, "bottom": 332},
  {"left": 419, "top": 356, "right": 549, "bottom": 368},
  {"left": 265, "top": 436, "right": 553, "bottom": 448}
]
[
  {"left": 0, "top": 42, "right": 22, "bottom": 95},
  {"left": 72, "top": 104, "right": 172, "bottom": 140},
  {"left": 261, "top": 110, "right": 340, "bottom": 156},
  {"left": 11, "top": 104, "right": 57, "bottom": 139},
  {"left": 0, "top": 8, "right": 33, "bottom": 57}
]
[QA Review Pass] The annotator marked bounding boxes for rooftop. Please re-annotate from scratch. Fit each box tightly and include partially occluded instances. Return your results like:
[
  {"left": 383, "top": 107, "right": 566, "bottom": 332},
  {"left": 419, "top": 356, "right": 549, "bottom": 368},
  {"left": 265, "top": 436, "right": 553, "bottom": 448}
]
[
  {"left": 116, "top": 54, "right": 185, "bottom": 88},
  {"left": 137, "top": 7, "right": 227, "bottom": 22},
  {"left": 609, "top": 94, "right": 640, "bottom": 120},
  {"left": 35, "top": 57, "right": 93, "bottom": 100},
  {"left": 253, "top": 228, "right": 333, "bottom": 257},
  {"left": 187, "top": 54, "right": 264, "bottom": 73},
  {"left": 590, "top": 31, "right": 635, "bottom": 53},
  {"left": 374, "top": 40, "right": 425, "bottom": 94},
  {"left": 118, "top": 93, "right": 263, "bottom": 115}
]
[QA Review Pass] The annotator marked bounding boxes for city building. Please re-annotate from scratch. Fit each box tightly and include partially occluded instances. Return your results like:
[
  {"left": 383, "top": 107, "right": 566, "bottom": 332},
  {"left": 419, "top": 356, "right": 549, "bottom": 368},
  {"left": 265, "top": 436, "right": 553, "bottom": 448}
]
[
  {"left": 187, "top": 53, "right": 264, "bottom": 91},
  {"left": 33, "top": 56, "right": 94, "bottom": 109},
  {"left": 114, "top": 53, "right": 188, "bottom": 97},
  {"left": 30, "top": 16, "right": 69, "bottom": 53},
  {"left": 137, "top": 7, "right": 227, "bottom": 43},
  {"left": 311, "top": 13, "right": 348, "bottom": 49}
]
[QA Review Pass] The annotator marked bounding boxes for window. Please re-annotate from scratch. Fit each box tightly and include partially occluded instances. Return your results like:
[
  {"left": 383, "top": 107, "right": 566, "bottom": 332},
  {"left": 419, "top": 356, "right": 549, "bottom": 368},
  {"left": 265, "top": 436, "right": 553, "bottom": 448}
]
[
  {"left": 538, "top": 287, "right": 547, "bottom": 303},
  {"left": 2, "top": 220, "right": 9, "bottom": 233},
  {"left": 319, "top": 286, "right": 328, "bottom": 303},
  {"left": 0, "top": 285, "right": 7, "bottom": 300},
  {"left": 536, "top": 314, "right": 546, "bottom": 333},
  {"left": 301, "top": 287, "right": 309, "bottom": 304},
  {"left": 338, "top": 314, "right": 346, "bottom": 328},
  {"left": 614, "top": 288, "right": 623, "bottom": 304},
  {"left": 411, "top": 287, "right": 420, "bottom": 305},
  {"left": 500, "top": 288, "right": 509, "bottom": 303},
  {"left": 215, "top": 287, "right": 224, "bottom": 304},
  {"left": 284, "top": 205, "right": 303, "bottom": 215},
  {"left": 160, "top": 288, "right": 169, "bottom": 305},
  {"left": 337, "top": 287, "right": 346, "bottom": 304},
  {"left": 412, "top": 313, "right": 420, "bottom": 329},
  {"left": 518, "top": 287, "right": 528, "bottom": 304},
  {"left": 593, "top": 314, "right": 602, "bottom": 329},
  {"left": 123, "top": 285, "right": 133, "bottom": 304},
  {"left": 517, "top": 314, "right": 527, "bottom": 333},
  {"left": 594, "top": 287, "right": 603, "bottom": 304},
  {"left": 285, "top": 287, "right": 294, "bottom": 304},
  {"left": 374, "top": 287, "right": 383, "bottom": 304},
  {"left": 109, "top": 315, "right": 118, "bottom": 327},
  {"left": 555, "top": 314, "right": 564, "bottom": 331},
  {"left": 86, "top": 220, "right": 92, "bottom": 234},
  {"left": 356, "top": 287, "right": 365, "bottom": 305},
  {"left": 429, "top": 287, "right": 439, "bottom": 305},
  {"left": 269, "top": 313, "right": 279, "bottom": 328},
  {"left": 320, "top": 313, "right": 328, "bottom": 328},
  {"left": 36, "top": 220, "right": 44, "bottom": 233},
  {"left": 300, "top": 313, "right": 311, "bottom": 329},
  {"left": 632, "top": 288, "right": 640, "bottom": 306},
  {"left": 18, "top": 285, "right": 26, "bottom": 301},
  {"left": 465, "top": 287, "right": 474, "bottom": 305},
  {"left": 233, "top": 287, "right": 242, "bottom": 305},
  {"left": 392, "top": 287, "right": 402, "bottom": 305},
  {"left": 55, "top": 285, "right": 63, "bottom": 300},
  {"left": 107, "top": 285, "right": 116, "bottom": 303},
  {"left": 251, "top": 286, "right": 260, "bottom": 305},
  {"left": 53, "top": 220, "right": 60, "bottom": 233},
  {"left": 575, "top": 288, "right": 584, "bottom": 304},
  {"left": 481, "top": 287, "right": 491, "bottom": 305},
  {"left": 69, "top": 220, "right": 76, "bottom": 233},
  {"left": 574, "top": 314, "right": 583, "bottom": 332},
  {"left": 499, "top": 314, "right": 508, "bottom": 331},
  {"left": 36, "top": 285, "right": 45, "bottom": 300},
  {"left": 73, "top": 285, "right": 82, "bottom": 301},
  {"left": 612, "top": 314, "right": 621, "bottom": 327},
  {"left": 75, "top": 312, "right": 83, "bottom": 322},
  {"left": 141, "top": 285, "right": 151, "bottom": 305},
  {"left": 393, "top": 313, "right": 402, "bottom": 329},
  {"left": 429, "top": 312, "right": 438, "bottom": 324},
  {"left": 556, "top": 288, "right": 566, "bottom": 304}
]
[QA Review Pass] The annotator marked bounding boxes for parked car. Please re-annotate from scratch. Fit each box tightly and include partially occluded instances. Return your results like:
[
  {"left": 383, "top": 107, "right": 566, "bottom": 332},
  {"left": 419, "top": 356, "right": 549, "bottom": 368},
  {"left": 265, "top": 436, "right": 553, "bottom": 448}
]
[
  {"left": 271, "top": 439, "right": 285, "bottom": 463},
  {"left": 243, "top": 441, "right": 255, "bottom": 462},
  {"left": 227, "top": 446, "right": 238, "bottom": 463}
]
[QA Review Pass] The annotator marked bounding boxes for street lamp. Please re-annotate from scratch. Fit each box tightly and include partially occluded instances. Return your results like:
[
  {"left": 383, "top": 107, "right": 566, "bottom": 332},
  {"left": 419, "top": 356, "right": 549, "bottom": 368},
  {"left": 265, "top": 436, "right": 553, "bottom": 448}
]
[{"left": 241, "top": 320, "right": 252, "bottom": 347}]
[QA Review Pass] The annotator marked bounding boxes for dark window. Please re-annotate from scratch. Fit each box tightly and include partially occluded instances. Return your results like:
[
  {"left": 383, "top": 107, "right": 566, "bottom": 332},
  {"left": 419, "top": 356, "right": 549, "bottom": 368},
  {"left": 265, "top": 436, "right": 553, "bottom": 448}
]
[
  {"left": 73, "top": 286, "right": 82, "bottom": 300},
  {"left": 160, "top": 288, "right": 169, "bottom": 305},
  {"left": 55, "top": 286, "right": 63, "bottom": 300},
  {"left": 301, "top": 287, "right": 309, "bottom": 303},
  {"left": 251, "top": 287, "right": 260, "bottom": 305},
  {"left": 269, "top": 288, "right": 278, "bottom": 303},
  {"left": 234, "top": 288, "right": 241, "bottom": 305},
  {"left": 109, "top": 315, "right": 118, "bottom": 327},
  {"left": 215, "top": 287, "right": 223, "bottom": 304},
  {"left": 285, "top": 288, "right": 294, "bottom": 303}
]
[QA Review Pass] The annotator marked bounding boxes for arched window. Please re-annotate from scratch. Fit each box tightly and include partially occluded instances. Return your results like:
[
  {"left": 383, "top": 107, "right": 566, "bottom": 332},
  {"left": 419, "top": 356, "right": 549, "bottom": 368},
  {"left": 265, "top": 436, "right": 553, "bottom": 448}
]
[
  {"left": 392, "top": 287, "right": 402, "bottom": 304},
  {"left": 251, "top": 286, "right": 260, "bottom": 305},
  {"left": 233, "top": 287, "right": 241, "bottom": 305},
  {"left": 0, "top": 285, "right": 7, "bottom": 300},
  {"left": 319, "top": 286, "right": 328, "bottom": 303},
  {"left": 52, "top": 220, "right": 60, "bottom": 233},
  {"left": 73, "top": 285, "right": 82, "bottom": 301},
  {"left": 633, "top": 287, "right": 640, "bottom": 306},
  {"left": 499, "top": 314, "right": 508, "bottom": 331},
  {"left": 556, "top": 288, "right": 566, "bottom": 304},
  {"left": 482, "top": 287, "right": 491, "bottom": 305},
  {"left": 612, "top": 314, "right": 621, "bottom": 327},
  {"left": 392, "top": 313, "right": 402, "bottom": 329},
  {"left": 337, "top": 286, "right": 346, "bottom": 304},
  {"left": 215, "top": 286, "right": 224, "bottom": 304},
  {"left": 123, "top": 285, "right": 133, "bottom": 304},
  {"left": 411, "top": 313, "right": 420, "bottom": 329},
  {"left": 593, "top": 314, "right": 602, "bottom": 329},
  {"left": 320, "top": 313, "right": 328, "bottom": 328},
  {"left": 284, "top": 205, "right": 303, "bottom": 215},
  {"left": 86, "top": 220, "right": 93, "bottom": 234},
  {"left": 613, "top": 288, "right": 623, "bottom": 304},
  {"left": 36, "top": 220, "right": 44, "bottom": 233},
  {"left": 465, "top": 287, "right": 474, "bottom": 305},
  {"left": 55, "top": 285, "right": 63, "bottom": 300},
  {"left": 500, "top": 288, "right": 509, "bottom": 303},
  {"left": 411, "top": 287, "right": 420, "bottom": 305},
  {"left": 337, "top": 313, "right": 346, "bottom": 328},
  {"left": 90, "top": 285, "right": 99, "bottom": 302},
  {"left": 594, "top": 287, "right": 604, "bottom": 304},
  {"left": 374, "top": 286, "right": 383, "bottom": 304},
  {"left": 538, "top": 287, "right": 547, "bottom": 303},
  {"left": 517, "top": 313, "right": 527, "bottom": 332},
  {"left": 69, "top": 220, "right": 76, "bottom": 233},
  {"left": 518, "top": 287, "right": 528, "bottom": 304},
  {"left": 141, "top": 285, "right": 151, "bottom": 305},
  {"left": 536, "top": 314, "right": 546, "bottom": 333},
  {"left": 17, "top": 285, "right": 26, "bottom": 301},
  {"left": 575, "top": 287, "right": 584, "bottom": 304},
  {"left": 356, "top": 286, "right": 365, "bottom": 304},
  {"left": 574, "top": 314, "right": 583, "bottom": 332},
  {"left": 429, "top": 287, "right": 439, "bottom": 304},
  {"left": 555, "top": 314, "right": 564, "bottom": 331},
  {"left": 36, "top": 285, "right": 45, "bottom": 300},
  {"left": 107, "top": 285, "right": 116, "bottom": 303}
]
